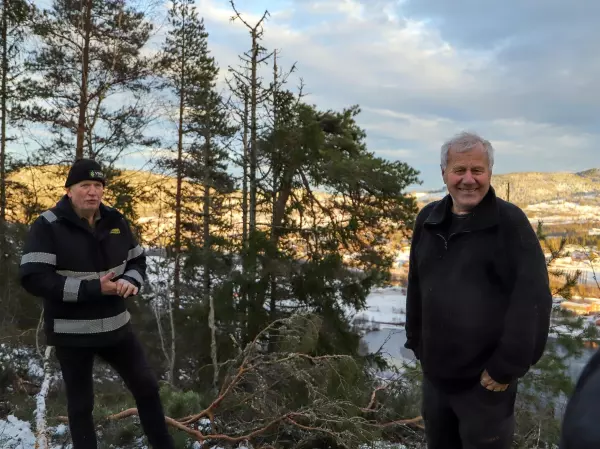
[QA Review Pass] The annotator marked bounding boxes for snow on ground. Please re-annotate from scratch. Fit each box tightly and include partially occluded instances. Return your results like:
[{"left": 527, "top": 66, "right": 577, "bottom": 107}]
[
  {"left": 0, "top": 414, "right": 250, "bottom": 449},
  {"left": 351, "top": 287, "right": 407, "bottom": 329},
  {"left": 395, "top": 248, "right": 410, "bottom": 268},
  {"left": 525, "top": 200, "right": 600, "bottom": 224},
  {"left": 0, "top": 416, "right": 70, "bottom": 449}
]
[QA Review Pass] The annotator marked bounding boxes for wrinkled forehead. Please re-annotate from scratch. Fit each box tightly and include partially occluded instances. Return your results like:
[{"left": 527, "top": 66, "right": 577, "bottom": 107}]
[
  {"left": 447, "top": 147, "right": 490, "bottom": 168},
  {"left": 68, "top": 180, "right": 105, "bottom": 189}
]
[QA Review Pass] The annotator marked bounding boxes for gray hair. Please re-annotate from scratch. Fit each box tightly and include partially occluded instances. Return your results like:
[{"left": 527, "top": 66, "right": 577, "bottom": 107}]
[{"left": 440, "top": 131, "right": 494, "bottom": 170}]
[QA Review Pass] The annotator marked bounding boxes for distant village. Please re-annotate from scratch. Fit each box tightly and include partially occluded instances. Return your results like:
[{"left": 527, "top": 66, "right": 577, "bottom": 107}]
[{"left": 394, "top": 243, "right": 600, "bottom": 321}]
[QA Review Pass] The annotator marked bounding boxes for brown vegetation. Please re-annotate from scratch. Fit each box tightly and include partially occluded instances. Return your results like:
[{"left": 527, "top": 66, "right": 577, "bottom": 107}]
[{"left": 56, "top": 315, "right": 423, "bottom": 447}]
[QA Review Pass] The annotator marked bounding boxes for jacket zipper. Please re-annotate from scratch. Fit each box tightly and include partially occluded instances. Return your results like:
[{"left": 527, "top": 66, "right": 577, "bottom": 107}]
[{"left": 436, "top": 230, "right": 472, "bottom": 250}]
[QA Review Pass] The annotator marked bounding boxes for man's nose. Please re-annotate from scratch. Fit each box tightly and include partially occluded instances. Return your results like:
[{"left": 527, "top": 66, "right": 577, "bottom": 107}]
[{"left": 462, "top": 171, "right": 475, "bottom": 183}]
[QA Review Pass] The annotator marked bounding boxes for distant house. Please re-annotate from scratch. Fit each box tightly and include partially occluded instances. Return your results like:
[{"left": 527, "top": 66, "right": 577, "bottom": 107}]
[
  {"left": 589, "top": 228, "right": 600, "bottom": 236},
  {"left": 583, "top": 298, "right": 600, "bottom": 313}
]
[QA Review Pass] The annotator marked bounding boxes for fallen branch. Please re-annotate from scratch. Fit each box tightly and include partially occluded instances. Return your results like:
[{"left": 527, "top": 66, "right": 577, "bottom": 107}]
[
  {"left": 362, "top": 385, "right": 387, "bottom": 412},
  {"left": 54, "top": 314, "right": 425, "bottom": 446}
]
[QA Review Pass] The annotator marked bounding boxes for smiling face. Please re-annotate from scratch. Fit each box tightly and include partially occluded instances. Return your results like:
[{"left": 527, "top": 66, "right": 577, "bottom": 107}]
[
  {"left": 442, "top": 142, "right": 492, "bottom": 214},
  {"left": 67, "top": 180, "right": 104, "bottom": 216}
]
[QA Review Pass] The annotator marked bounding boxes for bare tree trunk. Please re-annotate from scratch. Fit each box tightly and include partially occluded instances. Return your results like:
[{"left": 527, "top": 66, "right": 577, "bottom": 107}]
[
  {"left": 168, "top": 287, "right": 176, "bottom": 383},
  {"left": 269, "top": 50, "right": 278, "bottom": 327},
  {"left": 203, "top": 133, "right": 218, "bottom": 390},
  {"left": 229, "top": 0, "right": 270, "bottom": 343},
  {"left": 148, "top": 198, "right": 176, "bottom": 384},
  {"left": 152, "top": 297, "right": 169, "bottom": 375},
  {"left": 76, "top": 0, "right": 92, "bottom": 160},
  {"left": 246, "top": 27, "right": 261, "bottom": 341},
  {"left": 249, "top": 31, "right": 258, "bottom": 234},
  {"left": 35, "top": 345, "right": 53, "bottom": 449},
  {"left": 240, "top": 88, "right": 249, "bottom": 342},
  {"left": 173, "top": 6, "right": 186, "bottom": 313},
  {"left": 242, "top": 88, "right": 249, "bottom": 244},
  {"left": 0, "top": 0, "right": 8, "bottom": 223}
]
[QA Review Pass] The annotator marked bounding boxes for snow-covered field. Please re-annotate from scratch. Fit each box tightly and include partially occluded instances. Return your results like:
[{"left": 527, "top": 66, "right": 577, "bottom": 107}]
[{"left": 525, "top": 200, "right": 600, "bottom": 224}]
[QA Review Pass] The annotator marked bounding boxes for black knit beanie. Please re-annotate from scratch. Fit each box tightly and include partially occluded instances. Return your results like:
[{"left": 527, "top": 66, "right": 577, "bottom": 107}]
[{"left": 64, "top": 159, "right": 106, "bottom": 188}]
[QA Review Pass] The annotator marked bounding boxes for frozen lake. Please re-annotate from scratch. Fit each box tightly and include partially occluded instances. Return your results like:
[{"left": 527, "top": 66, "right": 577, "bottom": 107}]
[{"left": 358, "top": 288, "right": 597, "bottom": 381}]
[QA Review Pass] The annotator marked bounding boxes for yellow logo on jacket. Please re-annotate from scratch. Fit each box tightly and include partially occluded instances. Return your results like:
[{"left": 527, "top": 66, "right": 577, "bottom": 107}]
[{"left": 110, "top": 228, "right": 120, "bottom": 234}]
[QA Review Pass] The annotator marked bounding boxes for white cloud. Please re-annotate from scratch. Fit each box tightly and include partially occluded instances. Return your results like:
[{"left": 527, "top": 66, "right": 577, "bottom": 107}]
[{"left": 150, "top": 0, "right": 600, "bottom": 187}]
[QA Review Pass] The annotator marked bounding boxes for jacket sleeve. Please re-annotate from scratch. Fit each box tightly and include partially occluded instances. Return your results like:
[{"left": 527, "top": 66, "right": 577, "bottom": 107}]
[
  {"left": 19, "top": 216, "right": 103, "bottom": 302},
  {"left": 404, "top": 208, "right": 426, "bottom": 359},
  {"left": 486, "top": 210, "right": 552, "bottom": 384},
  {"left": 559, "top": 350, "right": 600, "bottom": 449},
  {"left": 119, "top": 218, "right": 146, "bottom": 291}
]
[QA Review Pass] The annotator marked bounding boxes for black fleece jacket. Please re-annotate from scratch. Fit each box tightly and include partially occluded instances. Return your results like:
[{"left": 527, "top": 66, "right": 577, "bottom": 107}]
[
  {"left": 404, "top": 187, "right": 552, "bottom": 390},
  {"left": 19, "top": 195, "right": 146, "bottom": 347}
]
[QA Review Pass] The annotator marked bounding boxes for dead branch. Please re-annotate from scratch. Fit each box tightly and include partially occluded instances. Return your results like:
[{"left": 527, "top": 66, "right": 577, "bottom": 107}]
[
  {"left": 55, "top": 314, "right": 423, "bottom": 446},
  {"left": 362, "top": 385, "right": 387, "bottom": 412}
]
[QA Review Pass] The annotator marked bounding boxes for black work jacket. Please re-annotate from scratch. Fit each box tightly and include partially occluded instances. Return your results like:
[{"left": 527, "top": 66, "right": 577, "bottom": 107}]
[{"left": 19, "top": 195, "right": 146, "bottom": 347}]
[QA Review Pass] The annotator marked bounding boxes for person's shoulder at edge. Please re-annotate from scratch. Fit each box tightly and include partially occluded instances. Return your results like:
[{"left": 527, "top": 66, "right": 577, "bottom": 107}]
[
  {"left": 561, "top": 351, "right": 600, "bottom": 449},
  {"left": 495, "top": 197, "right": 530, "bottom": 228}
]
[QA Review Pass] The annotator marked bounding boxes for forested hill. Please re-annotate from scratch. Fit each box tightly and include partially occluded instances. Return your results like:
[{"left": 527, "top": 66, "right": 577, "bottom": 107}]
[
  {"left": 9, "top": 166, "right": 600, "bottom": 243},
  {"left": 413, "top": 169, "right": 600, "bottom": 207}
]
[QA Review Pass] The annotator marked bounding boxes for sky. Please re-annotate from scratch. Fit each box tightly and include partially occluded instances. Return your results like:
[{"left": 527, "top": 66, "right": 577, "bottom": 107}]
[
  {"left": 20, "top": 0, "right": 600, "bottom": 191},
  {"left": 159, "top": 0, "right": 597, "bottom": 190}
]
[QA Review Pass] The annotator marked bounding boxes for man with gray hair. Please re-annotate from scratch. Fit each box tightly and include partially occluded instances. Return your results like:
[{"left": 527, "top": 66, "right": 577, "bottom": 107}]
[{"left": 404, "top": 132, "right": 552, "bottom": 448}]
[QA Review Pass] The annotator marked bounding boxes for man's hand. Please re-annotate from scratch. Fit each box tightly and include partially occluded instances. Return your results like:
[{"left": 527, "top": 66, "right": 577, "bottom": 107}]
[
  {"left": 115, "top": 279, "right": 138, "bottom": 298},
  {"left": 480, "top": 370, "right": 509, "bottom": 392},
  {"left": 100, "top": 272, "right": 118, "bottom": 295}
]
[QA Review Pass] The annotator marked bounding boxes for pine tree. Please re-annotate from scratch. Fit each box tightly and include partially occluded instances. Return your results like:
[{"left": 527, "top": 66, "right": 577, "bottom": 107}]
[
  {"left": 227, "top": 0, "right": 273, "bottom": 344},
  {"left": 0, "top": 0, "right": 30, "bottom": 223},
  {"left": 19, "top": 0, "right": 157, "bottom": 165},
  {"left": 0, "top": 0, "right": 35, "bottom": 338},
  {"left": 243, "top": 98, "right": 420, "bottom": 350},
  {"left": 159, "top": 0, "right": 235, "bottom": 388}
]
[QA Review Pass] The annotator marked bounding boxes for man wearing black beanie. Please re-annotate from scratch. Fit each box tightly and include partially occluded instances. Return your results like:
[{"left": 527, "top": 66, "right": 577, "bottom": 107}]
[{"left": 19, "top": 158, "right": 175, "bottom": 449}]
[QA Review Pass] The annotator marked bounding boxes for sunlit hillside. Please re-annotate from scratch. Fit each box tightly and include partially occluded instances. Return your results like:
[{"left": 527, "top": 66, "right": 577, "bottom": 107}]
[{"left": 10, "top": 166, "right": 600, "bottom": 245}]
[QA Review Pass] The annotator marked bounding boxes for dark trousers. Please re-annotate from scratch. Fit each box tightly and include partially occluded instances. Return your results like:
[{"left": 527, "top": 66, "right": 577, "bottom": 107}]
[
  {"left": 422, "top": 377, "right": 517, "bottom": 449},
  {"left": 54, "top": 331, "right": 175, "bottom": 449}
]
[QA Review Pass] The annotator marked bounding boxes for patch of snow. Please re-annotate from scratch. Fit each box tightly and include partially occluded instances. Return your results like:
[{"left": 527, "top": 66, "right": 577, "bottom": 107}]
[
  {"left": 27, "top": 358, "right": 44, "bottom": 379},
  {"left": 54, "top": 424, "right": 67, "bottom": 436},
  {"left": 395, "top": 248, "right": 410, "bottom": 268},
  {"left": 525, "top": 200, "right": 600, "bottom": 224},
  {"left": 0, "top": 415, "right": 36, "bottom": 448},
  {"left": 351, "top": 287, "right": 407, "bottom": 329}
]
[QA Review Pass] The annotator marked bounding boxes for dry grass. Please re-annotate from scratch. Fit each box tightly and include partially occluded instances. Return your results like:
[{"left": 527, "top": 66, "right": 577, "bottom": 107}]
[{"left": 549, "top": 276, "right": 600, "bottom": 299}]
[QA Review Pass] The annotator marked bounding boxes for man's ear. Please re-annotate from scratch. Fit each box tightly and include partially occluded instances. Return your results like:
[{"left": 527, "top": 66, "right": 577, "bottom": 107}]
[{"left": 65, "top": 187, "right": 72, "bottom": 198}]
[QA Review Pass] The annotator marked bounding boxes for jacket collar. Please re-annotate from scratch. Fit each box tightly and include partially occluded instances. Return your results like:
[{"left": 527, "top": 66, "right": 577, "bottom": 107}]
[
  {"left": 53, "top": 195, "right": 121, "bottom": 229},
  {"left": 424, "top": 185, "right": 499, "bottom": 231}
]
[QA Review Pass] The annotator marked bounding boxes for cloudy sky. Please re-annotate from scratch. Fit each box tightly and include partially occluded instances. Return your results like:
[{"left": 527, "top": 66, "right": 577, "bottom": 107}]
[{"left": 174, "top": 0, "right": 598, "bottom": 190}]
